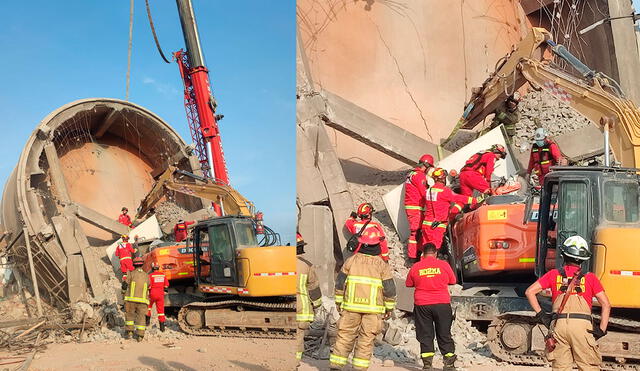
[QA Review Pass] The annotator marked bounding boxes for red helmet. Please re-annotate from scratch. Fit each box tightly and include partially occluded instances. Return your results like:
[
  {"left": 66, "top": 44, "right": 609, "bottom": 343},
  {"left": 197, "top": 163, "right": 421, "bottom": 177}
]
[
  {"left": 491, "top": 144, "right": 507, "bottom": 159},
  {"left": 356, "top": 203, "right": 373, "bottom": 218},
  {"left": 432, "top": 167, "right": 448, "bottom": 182},
  {"left": 358, "top": 227, "right": 382, "bottom": 245},
  {"left": 418, "top": 154, "right": 434, "bottom": 167},
  {"left": 133, "top": 257, "right": 144, "bottom": 267}
]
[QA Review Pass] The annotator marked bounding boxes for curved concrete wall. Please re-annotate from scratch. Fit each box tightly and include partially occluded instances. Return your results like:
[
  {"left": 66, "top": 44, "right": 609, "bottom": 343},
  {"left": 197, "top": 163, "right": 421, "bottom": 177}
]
[{"left": 298, "top": 0, "right": 530, "bottom": 171}]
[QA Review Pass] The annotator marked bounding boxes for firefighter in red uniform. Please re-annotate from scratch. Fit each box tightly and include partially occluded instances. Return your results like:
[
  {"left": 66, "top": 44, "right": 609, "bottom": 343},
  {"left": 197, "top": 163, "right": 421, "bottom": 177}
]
[
  {"left": 118, "top": 207, "right": 133, "bottom": 228},
  {"left": 527, "top": 128, "right": 563, "bottom": 186},
  {"left": 146, "top": 263, "right": 169, "bottom": 332},
  {"left": 115, "top": 235, "right": 136, "bottom": 281},
  {"left": 422, "top": 168, "right": 478, "bottom": 253},
  {"left": 345, "top": 203, "right": 390, "bottom": 261},
  {"left": 458, "top": 144, "right": 507, "bottom": 196},
  {"left": 406, "top": 243, "right": 458, "bottom": 370},
  {"left": 404, "top": 154, "right": 435, "bottom": 260},
  {"left": 174, "top": 219, "right": 195, "bottom": 242}
]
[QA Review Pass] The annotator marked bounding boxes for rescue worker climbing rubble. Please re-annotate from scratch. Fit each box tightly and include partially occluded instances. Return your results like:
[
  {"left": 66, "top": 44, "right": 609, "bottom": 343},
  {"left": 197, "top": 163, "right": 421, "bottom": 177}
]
[
  {"left": 458, "top": 144, "right": 507, "bottom": 196},
  {"left": 527, "top": 127, "right": 563, "bottom": 187},
  {"left": 174, "top": 219, "right": 195, "bottom": 242},
  {"left": 146, "top": 262, "right": 169, "bottom": 332},
  {"left": 490, "top": 94, "right": 520, "bottom": 142},
  {"left": 345, "top": 203, "right": 389, "bottom": 261},
  {"left": 525, "top": 236, "right": 611, "bottom": 371},
  {"left": 115, "top": 235, "right": 136, "bottom": 281},
  {"left": 404, "top": 154, "right": 435, "bottom": 260},
  {"left": 406, "top": 243, "right": 458, "bottom": 371},
  {"left": 330, "top": 228, "right": 396, "bottom": 370},
  {"left": 295, "top": 232, "right": 322, "bottom": 365},
  {"left": 421, "top": 168, "right": 479, "bottom": 256},
  {"left": 118, "top": 207, "right": 133, "bottom": 228},
  {"left": 122, "top": 257, "right": 150, "bottom": 341}
]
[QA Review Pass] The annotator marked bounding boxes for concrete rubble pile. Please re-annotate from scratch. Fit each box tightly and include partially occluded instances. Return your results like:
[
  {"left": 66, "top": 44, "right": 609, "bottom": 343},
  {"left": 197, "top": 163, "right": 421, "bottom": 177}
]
[{"left": 0, "top": 98, "right": 209, "bottom": 344}]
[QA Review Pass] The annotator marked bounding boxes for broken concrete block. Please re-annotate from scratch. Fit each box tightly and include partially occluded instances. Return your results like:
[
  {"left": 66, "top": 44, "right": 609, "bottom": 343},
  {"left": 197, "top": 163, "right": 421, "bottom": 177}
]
[
  {"left": 72, "top": 218, "right": 105, "bottom": 302},
  {"left": 394, "top": 277, "right": 415, "bottom": 313},
  {"left": 384, "top": 323, "right": 404, "bottom": 346},
  {"left": 52, "top": 215, "right": 81, "bottom": 256},
  {"left": 296, "top": 125, "right": 329, "bottom": 206},
  {"left": 66, "top": 254, "right": 86, "bottom": 303},
  {"left": 553, "top": 125, "right": 604, "bottom": 161},
  {"left": 299, "top": 205, "right": 335, "bottom": 297},
  {"left": 322, "top": 90, "right": 443, "bottom": 166}
]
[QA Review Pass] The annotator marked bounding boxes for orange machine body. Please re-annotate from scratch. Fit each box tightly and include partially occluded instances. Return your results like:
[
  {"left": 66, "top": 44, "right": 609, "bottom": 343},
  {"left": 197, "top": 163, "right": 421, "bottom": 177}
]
[
  {"left": 143, "top": 243, "right": 210, "bottom": 281},
  {"left": 452, "top": 202, "right": 541, "bottom": 279}
]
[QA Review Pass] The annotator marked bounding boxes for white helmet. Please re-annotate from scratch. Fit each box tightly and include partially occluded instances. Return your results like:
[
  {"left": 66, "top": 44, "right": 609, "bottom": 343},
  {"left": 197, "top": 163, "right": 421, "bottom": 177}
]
[
  {"left": 561, "top": 236, "right": 591, "bottom": 261},
  {"left": 534, "top": 127, "right": 548, "bottom": 141}
]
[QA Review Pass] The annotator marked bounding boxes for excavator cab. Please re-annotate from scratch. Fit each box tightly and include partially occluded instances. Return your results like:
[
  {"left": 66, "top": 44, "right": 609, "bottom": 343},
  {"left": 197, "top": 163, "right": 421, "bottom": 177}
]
[
  {"left": 192, "top": 216, "right": 256, "bottom": 287},
  {"left": 536, "top": 166, "right": 640, "bottom": 308}
]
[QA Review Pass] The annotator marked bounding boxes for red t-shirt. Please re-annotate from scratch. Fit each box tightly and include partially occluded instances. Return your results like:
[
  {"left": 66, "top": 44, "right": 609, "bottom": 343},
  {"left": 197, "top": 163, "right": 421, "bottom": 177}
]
[
  {"left": 406, "top": 256, "right": 457, "bottom": 305},
  {"left": 537, "top": 265, "right": 604, "bottom": 309}
]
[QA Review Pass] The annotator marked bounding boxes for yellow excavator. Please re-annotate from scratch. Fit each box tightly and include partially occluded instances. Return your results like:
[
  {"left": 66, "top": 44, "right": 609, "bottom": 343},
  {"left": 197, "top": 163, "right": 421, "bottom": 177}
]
[
  {"left": 135, "top": 166, "right": 296, "bottom": 338},
  {"left": 451, "top": 28, "right": 640, "bottom": 368}
]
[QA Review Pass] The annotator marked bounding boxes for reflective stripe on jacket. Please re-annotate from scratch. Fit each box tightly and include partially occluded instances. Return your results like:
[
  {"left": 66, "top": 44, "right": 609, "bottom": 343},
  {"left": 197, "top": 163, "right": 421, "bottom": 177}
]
[
  {"left": 124, "top": 268, "right": 150, "bottom": 304},
  {"left": 297, "top": 257, "right": 322, "bottom": 322},
  {"left": 335, "top": 253, "right": 396, "bottom": 314}
]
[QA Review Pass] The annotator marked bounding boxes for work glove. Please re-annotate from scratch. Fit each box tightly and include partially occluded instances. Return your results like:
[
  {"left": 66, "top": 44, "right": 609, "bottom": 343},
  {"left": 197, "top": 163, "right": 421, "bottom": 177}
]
[
  {"left": 350, "top": 211, "right": 358, "bottom": 219},
  {"left": 535, "top": 310, "right": 552, "bottom": 329},
  {"left": 588, "top": 327, "right": 607, "bottom": 340},
  {"left": 121, "top": 281, "right": 128, "bottom": 291}
]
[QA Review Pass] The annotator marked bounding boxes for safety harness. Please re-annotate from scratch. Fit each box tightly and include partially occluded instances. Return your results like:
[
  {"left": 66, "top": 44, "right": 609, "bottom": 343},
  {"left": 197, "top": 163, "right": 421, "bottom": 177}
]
[
  {"left": 557, "top": 266, "right": 585, "bottom": 294},
  {"left": 532, "top": 141, "right": 554, "bottom": 167}
]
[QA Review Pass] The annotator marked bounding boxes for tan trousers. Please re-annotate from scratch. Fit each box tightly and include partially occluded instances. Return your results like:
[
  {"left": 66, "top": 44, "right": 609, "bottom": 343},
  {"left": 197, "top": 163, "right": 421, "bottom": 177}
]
[
  {"left": 547, "top": 318, "right": 601, "bottom": 371},
  {"left": 330, "top": 311, "right": 383, "bottom": 370},
  {"left": 296, "top": 321, "right": 310, "bottom": 362},
  {"left": 124, "top": 301, "right": 148, "bottom": 337}
]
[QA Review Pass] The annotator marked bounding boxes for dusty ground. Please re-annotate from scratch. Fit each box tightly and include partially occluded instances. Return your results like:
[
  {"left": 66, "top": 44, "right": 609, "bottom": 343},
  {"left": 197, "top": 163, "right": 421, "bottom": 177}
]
[
  {"left": 2, "top": 337, "right": 295, "bottom": 371},
  {"left": 300, "top": 357, "right": 549, "bottom": 370}
]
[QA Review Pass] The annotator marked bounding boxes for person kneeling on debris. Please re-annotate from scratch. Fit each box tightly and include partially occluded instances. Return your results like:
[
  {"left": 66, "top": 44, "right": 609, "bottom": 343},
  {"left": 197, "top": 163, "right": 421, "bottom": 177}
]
[
  {"left": 330, "top": 228, "right": 396, "bottom": 371},
  {"left": 146, "top": 263, "right": 169, "bottom": 332},
  {"left": 525, "top": 236, "right": 610, "bottom": 371},
  {"left": 421, "top": 168, "right": 479, "bottom": 259},
  {"left": 116, "top": 235, "right": 136, "bottom": 281},
  {"left": 405, "top": 154, "right": 435, "bottom": 260},
  {"left": 406, "top": 243, "right": 458, "bottom": 370},
  {"left": 458, "top": 144, "right": 507, "bottom": 196},
  {"left": 122, "top": 257, "right": 150, "bottom": 341},
  {"left": 345, "top": 202, "right": 390, "bottom": 261},
  {"left": 296, "top": 232, "right": 322, "bottom": 365},
  {"left": 118, "top": 206, "right": 133, "bottom": 228}
]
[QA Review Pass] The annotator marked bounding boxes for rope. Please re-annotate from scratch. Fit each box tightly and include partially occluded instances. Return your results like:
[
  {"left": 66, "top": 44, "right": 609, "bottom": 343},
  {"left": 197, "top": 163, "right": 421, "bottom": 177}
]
[
  {"left": 126, "top": 0, "right": 134, "bottom": 100},
  {"left": 145, "top": 0, "right": 171, "bottom": 64}
]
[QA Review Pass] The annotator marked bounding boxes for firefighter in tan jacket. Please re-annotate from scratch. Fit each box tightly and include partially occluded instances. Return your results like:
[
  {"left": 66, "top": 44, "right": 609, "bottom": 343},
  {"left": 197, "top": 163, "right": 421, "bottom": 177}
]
[
  {"left": 330, "top": 228, "right": 396, "bottom": 370},
  {"left": 296, "top": 232, "right": 322, "bottom": 364},
  {"left": 122, "top": 257, "right": 150, "bottom": 341}
]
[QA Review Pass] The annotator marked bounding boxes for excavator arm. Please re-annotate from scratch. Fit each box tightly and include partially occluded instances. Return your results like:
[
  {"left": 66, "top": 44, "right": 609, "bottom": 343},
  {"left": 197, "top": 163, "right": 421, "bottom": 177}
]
[
  {"left": 457, "top": 27, "right": 640, "bottom": 168},
  {"left": 136, "top": 166, "right": 254, "bottom": 219}
]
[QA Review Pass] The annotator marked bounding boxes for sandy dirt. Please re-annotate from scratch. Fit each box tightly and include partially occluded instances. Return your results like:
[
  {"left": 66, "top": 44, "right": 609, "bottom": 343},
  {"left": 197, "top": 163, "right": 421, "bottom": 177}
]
[
  {"left": 300, "top": 357, "right": 549, "bottom": 370},
  {"left": 4, "top": 337, "right": 295, "bottom": 371}
]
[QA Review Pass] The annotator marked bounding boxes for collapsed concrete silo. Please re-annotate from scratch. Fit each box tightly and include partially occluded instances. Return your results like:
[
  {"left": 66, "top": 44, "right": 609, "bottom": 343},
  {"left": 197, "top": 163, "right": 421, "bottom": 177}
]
[{"left": 1, "top": 98, "right": 202, "bottom": 306}]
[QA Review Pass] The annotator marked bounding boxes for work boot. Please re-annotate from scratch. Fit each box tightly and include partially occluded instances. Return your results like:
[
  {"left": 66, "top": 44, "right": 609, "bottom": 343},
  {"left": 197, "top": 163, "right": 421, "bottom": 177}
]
[
  {"left": 443, "top": 353, "right": 457, "bottom": 371},
  {"left": 145, "top": 316, "right": 150, "bottom": 326},
  {"left": 136, "top": 334, "right": 144, "bottom": 342},
  {"left": 123, "top": 331, "right": 132, "bottom": 340},
  {"left": 421, "top": 355, "right": 434, "bottom": 370},
  {"left": 160, "top": 322, "right": 165, "bottom": 332}
]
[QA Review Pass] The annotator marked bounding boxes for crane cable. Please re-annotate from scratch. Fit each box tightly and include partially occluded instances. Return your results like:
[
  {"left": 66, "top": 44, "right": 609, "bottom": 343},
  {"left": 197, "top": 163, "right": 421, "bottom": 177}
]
[
  {"left": 126, "top": 0, "right": 134, "bottom": 100},
  {"left": 145, "top": 0, "right": 171, "bottom": 64}
]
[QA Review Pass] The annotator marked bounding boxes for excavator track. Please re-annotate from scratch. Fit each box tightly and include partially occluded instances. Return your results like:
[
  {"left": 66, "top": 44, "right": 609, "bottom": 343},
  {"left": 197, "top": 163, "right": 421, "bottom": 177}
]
[
  {"left": 177, "top": 298, "right": 296, "bottom": 339},
  {"left": 488, "top": 312, "right": 640, "bottom": 370}
]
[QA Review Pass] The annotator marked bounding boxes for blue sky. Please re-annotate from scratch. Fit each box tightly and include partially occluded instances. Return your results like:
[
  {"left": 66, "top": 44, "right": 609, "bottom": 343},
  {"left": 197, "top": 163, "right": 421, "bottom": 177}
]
[{"left": 0, "top": 1, "right": 296, "bottom": 243}]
